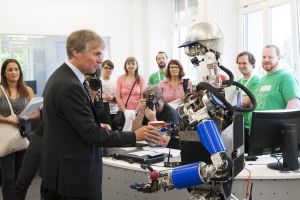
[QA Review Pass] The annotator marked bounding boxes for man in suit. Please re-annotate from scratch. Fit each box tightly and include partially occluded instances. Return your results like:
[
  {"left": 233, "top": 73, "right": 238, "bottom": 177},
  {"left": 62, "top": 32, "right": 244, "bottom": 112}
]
[{"left": 41, "top": 29, "right": 161, "bottom": 200}]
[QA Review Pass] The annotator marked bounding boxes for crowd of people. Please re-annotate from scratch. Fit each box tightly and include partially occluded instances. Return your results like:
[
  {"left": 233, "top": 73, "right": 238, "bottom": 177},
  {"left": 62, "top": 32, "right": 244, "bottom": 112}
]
[{"left": 0, "top": 28, "right": 299, "bottom": 200}]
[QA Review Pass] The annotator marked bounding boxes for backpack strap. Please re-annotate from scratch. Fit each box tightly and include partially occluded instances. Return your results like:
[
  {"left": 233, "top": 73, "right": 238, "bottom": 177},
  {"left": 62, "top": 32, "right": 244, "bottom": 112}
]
[{"left": 183, "top": 78, "right": 190, "bottom": 94}]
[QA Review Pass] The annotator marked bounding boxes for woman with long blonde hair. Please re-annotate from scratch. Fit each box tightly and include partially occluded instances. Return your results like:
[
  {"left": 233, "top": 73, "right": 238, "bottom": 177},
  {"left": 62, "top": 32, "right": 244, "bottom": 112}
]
[{"left": 115, "top": 57, "right": 145, "bottom": 130}]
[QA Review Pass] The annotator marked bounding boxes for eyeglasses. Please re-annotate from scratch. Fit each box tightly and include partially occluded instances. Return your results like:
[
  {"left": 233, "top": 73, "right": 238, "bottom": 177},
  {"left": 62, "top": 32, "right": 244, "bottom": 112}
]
[{"left": 103, "top": 66, "right": 113, "bottom": 70}]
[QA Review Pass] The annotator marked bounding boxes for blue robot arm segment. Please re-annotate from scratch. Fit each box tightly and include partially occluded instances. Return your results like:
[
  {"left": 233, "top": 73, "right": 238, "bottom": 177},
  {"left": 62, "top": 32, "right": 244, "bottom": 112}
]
[
  {"left": 196, "top": 120, "right": 226, "bottom": 155},
  {"left": 171, "top": 120, "right": 226, "bottom": 190},
  {"left": 172, "top": 162, "right": 204, "bottom": 189}
]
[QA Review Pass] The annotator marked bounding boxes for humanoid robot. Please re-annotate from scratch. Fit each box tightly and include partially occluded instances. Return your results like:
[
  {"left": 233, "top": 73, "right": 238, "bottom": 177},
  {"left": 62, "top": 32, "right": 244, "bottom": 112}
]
[{"left": 131, "top": 22, "right": 256, "bottom": 200}]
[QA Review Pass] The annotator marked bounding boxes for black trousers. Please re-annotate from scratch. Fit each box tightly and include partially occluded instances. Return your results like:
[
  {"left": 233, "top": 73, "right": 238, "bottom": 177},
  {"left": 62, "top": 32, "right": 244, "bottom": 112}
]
[
  {"left": 9, "top": 150, "right": 41, "bottom": 200},
  {"left": 45, "top": 189, "right": 100, "bottom": 200},
  {"left": 0, "top": 168, "right": 2, "bottom": 186},
  {"left": 0, "top": 150, "right": 26, "bottom": 200},
  {"left": 9, "top": 134, "right": 44, "bottom": 200}
]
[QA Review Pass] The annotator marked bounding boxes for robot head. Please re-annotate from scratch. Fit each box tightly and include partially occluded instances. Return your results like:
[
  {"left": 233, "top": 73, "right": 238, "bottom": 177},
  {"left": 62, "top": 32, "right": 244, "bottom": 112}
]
[{"left": 179, "top": 22, "right": 224, "bottom": 67}]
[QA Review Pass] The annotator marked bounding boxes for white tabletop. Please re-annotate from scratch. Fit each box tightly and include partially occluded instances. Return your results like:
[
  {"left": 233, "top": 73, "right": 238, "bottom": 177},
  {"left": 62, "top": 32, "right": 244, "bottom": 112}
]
[
  {"left": 236, "top": 155, "right": 300, "bottom": 179},
  {"left": 104, "top": 147, "right": 180, "bottom": 171},
  {"left": 103, "top": 148, "right": 300, "bottom": 180}
]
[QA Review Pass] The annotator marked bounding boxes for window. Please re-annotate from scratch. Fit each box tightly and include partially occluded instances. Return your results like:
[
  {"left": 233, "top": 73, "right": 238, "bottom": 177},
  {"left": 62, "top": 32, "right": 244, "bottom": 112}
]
[
  {"left": 175, "top": 0, "right": 198, "bottom": 20},
  {"left": 0, "top": 35, "right": 67, "bottom": 96},
  {"left": 0, "top": 35, "right": 110, "bottom": 96},
  {"left": 0, "top": 36, "right": 31, "bottom": 79},
  {"left": 173, "top": 0, "right": 200, "bottom": 84},
  {"left": 239, "top": 0, "right": 299, "bottom": 78},
  {"left": 242, "top": 10, "right": 264, "bottom": 75},
  {"left": 188, "top": 0, "right": 198, "bottom": 16},
  {"left": 271, "top": 3, "right": 294, "bottom": 72},
  {"left": 175, "top": 0, "right": 186, "bottom": 20}
]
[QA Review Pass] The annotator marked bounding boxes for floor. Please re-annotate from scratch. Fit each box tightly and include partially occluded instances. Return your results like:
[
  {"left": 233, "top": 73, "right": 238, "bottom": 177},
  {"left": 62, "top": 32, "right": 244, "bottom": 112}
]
[{"left": 0, "top": 176, "right": 41, "bottom": 200}]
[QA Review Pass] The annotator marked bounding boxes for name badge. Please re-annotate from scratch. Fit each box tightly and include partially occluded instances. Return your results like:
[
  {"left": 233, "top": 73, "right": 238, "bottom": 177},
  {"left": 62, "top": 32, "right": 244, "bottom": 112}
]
[{"left": 260, "top": 85, "right": 272, "bottom": 92}]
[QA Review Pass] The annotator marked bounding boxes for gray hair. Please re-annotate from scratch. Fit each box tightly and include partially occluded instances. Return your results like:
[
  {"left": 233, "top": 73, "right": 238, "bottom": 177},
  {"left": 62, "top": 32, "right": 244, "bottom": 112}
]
[
  {"left": 142, "top": 85, "right": 163, "bottom": 100},
  {"left": 66, "top": 29, "right": 105, "bottom": 59}
]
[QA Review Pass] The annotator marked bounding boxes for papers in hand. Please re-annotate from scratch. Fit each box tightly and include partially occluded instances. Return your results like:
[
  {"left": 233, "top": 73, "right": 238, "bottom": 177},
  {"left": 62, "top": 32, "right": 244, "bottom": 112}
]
[
  {"left": 19, "top": 96, "right": 43, "bottom": 117},
  {"left": 168, "top": 98, "right": 182, "bottom": 109}
]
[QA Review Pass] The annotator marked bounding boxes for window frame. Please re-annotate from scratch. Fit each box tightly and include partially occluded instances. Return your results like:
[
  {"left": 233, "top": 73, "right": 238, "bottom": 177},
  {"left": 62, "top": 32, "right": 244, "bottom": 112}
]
[{"left": 238, "top": 0, "right": 300, "bottom": 79}]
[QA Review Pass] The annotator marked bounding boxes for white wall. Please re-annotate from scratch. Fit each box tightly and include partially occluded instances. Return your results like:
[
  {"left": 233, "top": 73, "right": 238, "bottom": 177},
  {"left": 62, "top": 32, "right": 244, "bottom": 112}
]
[
  {"left": 0, "top": 0, "right": 173, "bottom": 80},
  {"left": 0, "top": 0, "right": 240, "bottom": 82}
]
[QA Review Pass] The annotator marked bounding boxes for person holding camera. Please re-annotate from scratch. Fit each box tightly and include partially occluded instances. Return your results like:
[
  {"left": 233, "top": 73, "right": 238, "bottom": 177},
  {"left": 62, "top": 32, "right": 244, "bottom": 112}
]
[
  {"left": 85, "top": 67, "right": 113, "bottom": 128},
  {"left": 132, "top": 85, "right": 179, "bottom": 132}
]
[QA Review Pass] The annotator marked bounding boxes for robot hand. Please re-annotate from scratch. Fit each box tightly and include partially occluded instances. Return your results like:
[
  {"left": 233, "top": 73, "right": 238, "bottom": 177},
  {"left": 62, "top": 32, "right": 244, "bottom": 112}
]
[
  {"left": 131, "top": 151, "right": 231, "bottom": 194},
  {"left": 130, "top": 164, "right": 174, "bottom": 193}
]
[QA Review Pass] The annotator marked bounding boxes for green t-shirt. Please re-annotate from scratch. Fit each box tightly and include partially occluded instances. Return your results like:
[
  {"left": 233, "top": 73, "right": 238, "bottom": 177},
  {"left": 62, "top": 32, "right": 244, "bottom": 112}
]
[
  {"left": 255, "top": 69, "right": 300, "bottom": 110},
  {"left": 237, "top": 75, "right": 260, "bottom": 129},
  {"left": 148, "top": 71, "right": 165, "bottom": 85}
]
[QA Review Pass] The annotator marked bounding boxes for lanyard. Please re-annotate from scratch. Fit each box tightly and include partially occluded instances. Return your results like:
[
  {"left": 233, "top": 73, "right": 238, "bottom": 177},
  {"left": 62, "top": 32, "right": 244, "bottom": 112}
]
[
  {"left": 157, "top": 71, "right": 162, "bottom": 82},
  {"left": 239, "top": 75, "right": 253, "bottom": 95},
  {"left": 241, "top": 75, "right": 253, "bottom": 88}
]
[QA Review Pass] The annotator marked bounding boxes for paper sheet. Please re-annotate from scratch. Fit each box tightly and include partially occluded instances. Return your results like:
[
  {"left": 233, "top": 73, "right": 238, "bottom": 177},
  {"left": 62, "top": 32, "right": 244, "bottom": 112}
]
[
  {"left": 143, "top": 147, "right": 181, "bottom": 157},
  {"left": 120, "top": 147, "right": 137, "bottom": 151},
  {"left": 19, "top": 96, "right": 43, "bottom": 117},
  {"left": 129, "top": 150, "right": 156, "bottom": 157},
  {"left": 168, "top": 98, "right": 181, "bottom": 109}
]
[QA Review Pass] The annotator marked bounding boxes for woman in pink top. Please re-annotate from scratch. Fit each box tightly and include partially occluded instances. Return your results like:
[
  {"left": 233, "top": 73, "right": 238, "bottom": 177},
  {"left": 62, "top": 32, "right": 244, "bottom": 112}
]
[
  {"left": 159, "top": 59, "right": 192, "bottom": 103},
  {"left": 116, "top": 57, "right": 145, "bottom": 112}
]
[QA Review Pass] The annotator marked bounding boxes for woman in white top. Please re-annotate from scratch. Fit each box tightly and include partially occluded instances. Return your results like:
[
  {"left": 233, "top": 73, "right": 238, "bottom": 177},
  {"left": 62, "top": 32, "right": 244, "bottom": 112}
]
[{"left": 100, "top": 60, "right": 118, "bottom": 128}]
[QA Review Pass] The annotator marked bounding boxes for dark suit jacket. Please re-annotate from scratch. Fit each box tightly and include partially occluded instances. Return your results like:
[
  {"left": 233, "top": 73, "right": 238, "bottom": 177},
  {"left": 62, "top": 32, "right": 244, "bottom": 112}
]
[{"left": 41, "top": 63, "right": 136, "bottom": 198}]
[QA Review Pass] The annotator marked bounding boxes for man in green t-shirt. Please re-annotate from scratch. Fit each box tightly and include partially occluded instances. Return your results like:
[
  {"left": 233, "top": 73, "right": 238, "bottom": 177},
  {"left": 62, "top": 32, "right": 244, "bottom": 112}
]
[
  {"left": 148, "top": 51, "right": 168, "bottom": 85},
  {"left": 236, "top": 51, "right": 260, "bottom": 152},
  {"left": 255, "top": 45, "right": 300, "bottom": 110}
]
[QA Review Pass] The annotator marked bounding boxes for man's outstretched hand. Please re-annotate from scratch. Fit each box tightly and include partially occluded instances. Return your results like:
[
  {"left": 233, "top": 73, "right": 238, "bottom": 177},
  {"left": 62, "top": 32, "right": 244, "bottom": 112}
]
[{"left": 135, "top": 125, "right": 161, "bottom": 144}]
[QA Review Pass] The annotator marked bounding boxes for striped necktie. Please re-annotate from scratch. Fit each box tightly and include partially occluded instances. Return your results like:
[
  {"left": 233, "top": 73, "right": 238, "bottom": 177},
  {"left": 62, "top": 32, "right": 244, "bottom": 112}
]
[{"left": 83, "top": 80, "right": 92, "bottom": 101}]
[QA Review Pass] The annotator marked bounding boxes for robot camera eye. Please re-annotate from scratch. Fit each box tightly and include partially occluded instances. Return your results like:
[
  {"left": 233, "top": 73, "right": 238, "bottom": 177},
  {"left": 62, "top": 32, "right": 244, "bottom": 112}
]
[
  {"left": 190, "top": 57, "right": 204, "bottom": 66},
  {"left": 191, "top": 57, "right": 200, "bottom": 66}
]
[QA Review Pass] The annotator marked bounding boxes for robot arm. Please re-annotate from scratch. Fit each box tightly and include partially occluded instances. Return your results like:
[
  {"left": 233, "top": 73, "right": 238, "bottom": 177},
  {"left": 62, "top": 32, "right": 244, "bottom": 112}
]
[{"left": 131, "top": 119, "right": 231, "bottom": 193}]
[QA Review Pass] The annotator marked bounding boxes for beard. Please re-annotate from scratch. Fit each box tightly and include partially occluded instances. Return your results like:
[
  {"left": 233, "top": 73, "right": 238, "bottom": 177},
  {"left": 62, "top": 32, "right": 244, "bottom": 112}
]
[
  {"left": 158, "top": 62, "right": 166, "bottom": 69},
  {"left": 263, "top": 61, "right": 278, "bottom": 72}
]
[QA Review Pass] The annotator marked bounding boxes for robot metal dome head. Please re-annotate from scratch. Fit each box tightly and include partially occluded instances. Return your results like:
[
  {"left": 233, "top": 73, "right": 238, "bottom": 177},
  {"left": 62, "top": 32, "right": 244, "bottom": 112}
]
[{"left": 179, "top": 22, "right": 224, "bottom": 57}]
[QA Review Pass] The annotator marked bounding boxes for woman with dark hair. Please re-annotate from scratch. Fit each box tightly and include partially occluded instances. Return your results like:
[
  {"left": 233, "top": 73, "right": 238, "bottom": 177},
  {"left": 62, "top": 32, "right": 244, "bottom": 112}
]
[
  {"left": 0, "top": 59, "right": 39, "bottom": 200},
  {"left": 159, "top": 59, "right": 192, "bottom": 103},
  {"left": 115, "top": 57, "right": 145, "bottom": 130},
  {"left": 100, "top": 60, "right": 118, "bottom": 127}
]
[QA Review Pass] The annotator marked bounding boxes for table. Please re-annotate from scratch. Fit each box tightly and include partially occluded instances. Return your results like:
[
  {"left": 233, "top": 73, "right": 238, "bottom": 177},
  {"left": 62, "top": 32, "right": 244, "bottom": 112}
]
[{"left": 102, "top": 148, "right": 300, "bottom": 200}]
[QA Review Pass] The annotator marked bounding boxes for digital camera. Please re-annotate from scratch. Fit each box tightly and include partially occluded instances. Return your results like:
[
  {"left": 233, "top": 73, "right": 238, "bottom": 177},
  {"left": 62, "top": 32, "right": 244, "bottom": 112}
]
[
  {"left": 88, "top": 76, "right": 101, "bottom": 91},
  {"left": 146, "top": 94, "right": 156, "bottom": 110}
]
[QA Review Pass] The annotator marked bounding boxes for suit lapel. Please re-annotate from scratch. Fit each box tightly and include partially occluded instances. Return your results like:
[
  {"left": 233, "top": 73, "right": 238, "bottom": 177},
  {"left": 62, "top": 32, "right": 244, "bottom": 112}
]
[{"left": 62, "top": 63, "right": 100, "bottom": 124}]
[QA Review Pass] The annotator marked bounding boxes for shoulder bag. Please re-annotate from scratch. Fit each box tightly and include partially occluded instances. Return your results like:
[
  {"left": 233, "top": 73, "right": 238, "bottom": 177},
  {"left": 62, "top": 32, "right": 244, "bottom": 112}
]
[
  {"left": 113, "top": 80, "right": 137, "bottom": 130},
  {"left": 0, "top": 85, "right": 29, "bottom": 157}
]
